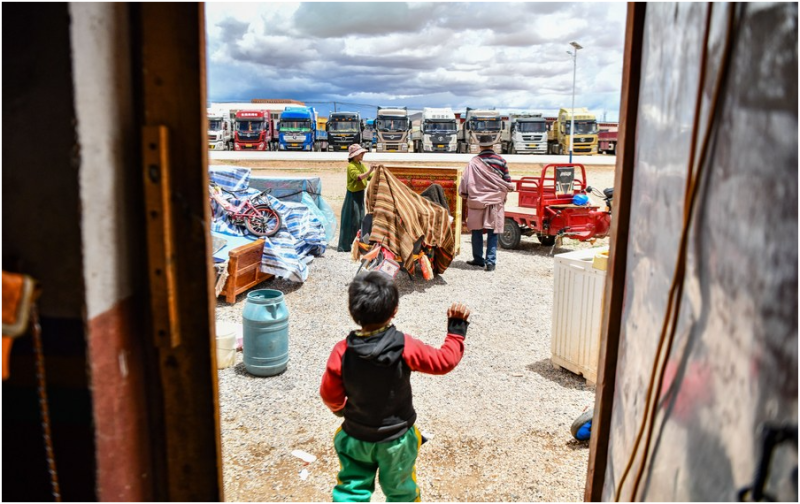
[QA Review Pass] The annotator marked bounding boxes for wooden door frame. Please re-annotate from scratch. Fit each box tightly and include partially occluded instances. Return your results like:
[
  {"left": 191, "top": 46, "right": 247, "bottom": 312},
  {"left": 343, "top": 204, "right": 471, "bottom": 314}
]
[
  {"left": 133, "top": 3, "right": 222, "bottom": 500},
  {"left": 584, "top": 3, "right": 646, "bottom": 500}
]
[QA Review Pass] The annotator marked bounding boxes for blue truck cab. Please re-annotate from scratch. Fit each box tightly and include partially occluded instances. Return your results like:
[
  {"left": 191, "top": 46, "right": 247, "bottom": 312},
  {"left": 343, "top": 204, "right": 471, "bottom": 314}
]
[{"left": 278, "top": 106, "right": 318, "bottom": 151}]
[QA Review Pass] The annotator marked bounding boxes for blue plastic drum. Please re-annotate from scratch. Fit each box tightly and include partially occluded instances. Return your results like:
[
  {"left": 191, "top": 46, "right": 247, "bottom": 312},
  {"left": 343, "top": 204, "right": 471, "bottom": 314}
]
[{"left": 242, "top": 289, "right": 289, "bottom": 376}]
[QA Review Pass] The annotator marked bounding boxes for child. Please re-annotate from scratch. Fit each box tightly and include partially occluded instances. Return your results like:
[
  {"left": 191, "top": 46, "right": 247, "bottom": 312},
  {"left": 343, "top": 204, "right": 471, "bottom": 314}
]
[{"left": 320, "top": 272, "right": 471, "bottom": 502}]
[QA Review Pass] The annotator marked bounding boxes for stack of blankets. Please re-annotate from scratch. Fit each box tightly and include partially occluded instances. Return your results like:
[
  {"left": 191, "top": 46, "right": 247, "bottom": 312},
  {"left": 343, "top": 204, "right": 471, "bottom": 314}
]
[{"left": 209, "top": 166, "right": 328, "bottom": 283}]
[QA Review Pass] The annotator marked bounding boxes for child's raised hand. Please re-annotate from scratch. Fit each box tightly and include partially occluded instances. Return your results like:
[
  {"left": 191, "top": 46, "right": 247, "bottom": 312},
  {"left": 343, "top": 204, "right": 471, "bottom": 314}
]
[{"left": 447, "top": 302, "right": 470, "bottom": 321}]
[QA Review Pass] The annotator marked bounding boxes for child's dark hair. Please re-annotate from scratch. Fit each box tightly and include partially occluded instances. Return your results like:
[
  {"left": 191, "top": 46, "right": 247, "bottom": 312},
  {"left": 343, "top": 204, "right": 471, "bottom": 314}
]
[{"left": 348, "top": 272, "right": 399, "bottom": 326}]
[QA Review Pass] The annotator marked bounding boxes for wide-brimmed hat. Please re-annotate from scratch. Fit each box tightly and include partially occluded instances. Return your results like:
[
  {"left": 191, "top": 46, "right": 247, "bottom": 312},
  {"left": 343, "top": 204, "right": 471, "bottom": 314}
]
[
  {"left": 348, "top": 143, "right": 368, "bottom": 159},
  {"left": 477, "top": 134, "right": 496, "bottom": 147}
]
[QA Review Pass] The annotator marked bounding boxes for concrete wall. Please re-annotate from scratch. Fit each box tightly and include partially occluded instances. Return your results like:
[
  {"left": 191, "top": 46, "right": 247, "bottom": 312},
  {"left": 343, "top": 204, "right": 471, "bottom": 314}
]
[
  {"left": 69, "top": 3, "right": 153, "bottom": 501},
  {"left": 71, "top": 3, "right": 136, "bottom": 319}
]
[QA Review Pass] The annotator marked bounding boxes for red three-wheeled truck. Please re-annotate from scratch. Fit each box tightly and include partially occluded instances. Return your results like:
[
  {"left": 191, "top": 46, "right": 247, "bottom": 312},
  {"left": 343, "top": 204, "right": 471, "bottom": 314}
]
[{"left": 499, "top": 163, "right": 613, "bottom": 249}]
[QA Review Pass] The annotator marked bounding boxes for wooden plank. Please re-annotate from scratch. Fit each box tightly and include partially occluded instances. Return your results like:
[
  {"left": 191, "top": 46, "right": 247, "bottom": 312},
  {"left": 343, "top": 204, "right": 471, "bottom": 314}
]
[
  {"left": 142, "top": 126, "right": 181, "bottom": 348},
  {"left": 136, "top": 3, "right": 222, "bottom": 501},
  {"left": 584, "top": 4, "right": 646, "bottom": 501}
]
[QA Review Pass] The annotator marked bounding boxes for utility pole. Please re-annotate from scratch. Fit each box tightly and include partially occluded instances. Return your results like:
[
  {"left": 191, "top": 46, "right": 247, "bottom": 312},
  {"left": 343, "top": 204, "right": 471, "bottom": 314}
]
[{"left": 567, "top": 41, "right": 582, "bottom": 163}]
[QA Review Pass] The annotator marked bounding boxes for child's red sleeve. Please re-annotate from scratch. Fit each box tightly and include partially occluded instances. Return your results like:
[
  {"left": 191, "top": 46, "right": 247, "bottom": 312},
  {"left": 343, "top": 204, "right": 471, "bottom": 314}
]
[
  {"left": 403, "top": 333, "right": 465, "bottom": 375},
  {"left": 319, "top": 340, "right": 347, "bottom": 413}
]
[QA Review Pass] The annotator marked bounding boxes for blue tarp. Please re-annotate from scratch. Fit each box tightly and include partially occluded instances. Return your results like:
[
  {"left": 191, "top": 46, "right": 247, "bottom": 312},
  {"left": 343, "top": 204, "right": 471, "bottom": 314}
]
[{"left": 209, "top": 166, "right": 331, "bottom": 283}]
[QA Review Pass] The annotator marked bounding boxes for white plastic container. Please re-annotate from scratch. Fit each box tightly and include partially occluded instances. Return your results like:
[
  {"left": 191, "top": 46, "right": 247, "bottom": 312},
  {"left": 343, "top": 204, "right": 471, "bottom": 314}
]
[
  {"left": 216, "top": 321, "right": 238, "bottom": 369},
  {"left": 551, "top": 248, "right": 608, "bottom": 384}
]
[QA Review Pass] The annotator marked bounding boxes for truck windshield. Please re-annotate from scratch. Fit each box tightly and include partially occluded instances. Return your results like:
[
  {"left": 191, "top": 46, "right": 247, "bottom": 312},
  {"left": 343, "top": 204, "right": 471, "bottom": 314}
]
[
  {"left": 237, "top": 120, "right": 263, "bottom": 132},
  {"left": 281, "top": 120, "right": 311, "bottom": 130},
  {"left": 425, "top": 121, "right": 456, "bottom": 133},
  {"left": 517, "top": 122, "right": 546, "bottom": 133},
  {"left": 470, "top": 119, "right": 501, "bottom": 132},
  {"left": 565, "top": 121, "right": 599, "bottom": 134},
  {"left": 209, "top": 120, "right": 223, "bottom": 130},
  {"left": 328, "top": 121, "right": 359, "bottom": 133},
  {"left": 377, "top": 118, "right": 408, "bottom": 131}
]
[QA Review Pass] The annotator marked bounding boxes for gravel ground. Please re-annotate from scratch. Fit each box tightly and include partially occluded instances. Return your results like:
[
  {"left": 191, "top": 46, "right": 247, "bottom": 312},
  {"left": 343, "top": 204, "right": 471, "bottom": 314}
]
[
  {"left": 215, "top": 161, "right": 615, "bottom": 502},
  {"left": 216, "top": 238, "right": 608, "bottom": 502}
]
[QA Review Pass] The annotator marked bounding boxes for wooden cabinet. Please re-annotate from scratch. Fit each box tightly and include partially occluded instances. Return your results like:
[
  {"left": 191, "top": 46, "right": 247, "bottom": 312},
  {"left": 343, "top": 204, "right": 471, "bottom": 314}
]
[
  {"left": 218, "top": 239, "right": 273, "bottom": 303},
  {"left": 383, "top": 165, "right": 463, "bottom": 255}
]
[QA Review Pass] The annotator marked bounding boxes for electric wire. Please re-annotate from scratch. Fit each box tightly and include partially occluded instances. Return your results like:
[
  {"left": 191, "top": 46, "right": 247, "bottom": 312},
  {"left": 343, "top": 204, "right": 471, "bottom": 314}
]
[
  {"left": 613, "top": 3, "right": 738, "bottom": 500},
  {"left": 32, "top": 303, "right": 62, "bottom": 501}
]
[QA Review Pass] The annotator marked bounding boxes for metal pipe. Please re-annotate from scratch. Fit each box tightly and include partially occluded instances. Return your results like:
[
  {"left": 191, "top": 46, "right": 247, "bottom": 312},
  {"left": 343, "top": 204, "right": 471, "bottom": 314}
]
[{"left": 569, "top": 41, "right": 582, "bottom": 163}]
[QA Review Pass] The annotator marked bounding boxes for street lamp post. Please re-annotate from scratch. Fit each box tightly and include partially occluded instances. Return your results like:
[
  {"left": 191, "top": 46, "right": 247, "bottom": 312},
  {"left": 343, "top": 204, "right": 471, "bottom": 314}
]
[{"left": 567, "top": 41, "right": 582, "bottom": 163}]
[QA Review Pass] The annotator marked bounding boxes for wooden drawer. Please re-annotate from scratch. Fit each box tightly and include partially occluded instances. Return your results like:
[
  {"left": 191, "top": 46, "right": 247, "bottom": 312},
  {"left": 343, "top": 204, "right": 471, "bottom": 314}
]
[{"left": 218, "top": 239, "right": 274, "bottom": 303}]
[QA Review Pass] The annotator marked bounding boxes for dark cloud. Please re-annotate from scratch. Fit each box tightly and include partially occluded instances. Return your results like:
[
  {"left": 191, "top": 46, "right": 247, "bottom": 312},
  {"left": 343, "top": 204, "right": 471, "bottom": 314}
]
[
  {"left": 217, "top": 16, "right": 249, "bottom": 40},
  {"left": 206, "top": 2, "right": 626, "bottom": 120},
  {"left": 292, "top": 2, "right": 424, "bottom": 37}
]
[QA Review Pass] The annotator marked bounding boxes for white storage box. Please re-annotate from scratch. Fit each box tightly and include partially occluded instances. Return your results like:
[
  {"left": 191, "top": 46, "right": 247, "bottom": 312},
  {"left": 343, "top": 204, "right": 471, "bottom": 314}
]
[{"left": 551, "top": 247, "right": 608, "bottom": 384}]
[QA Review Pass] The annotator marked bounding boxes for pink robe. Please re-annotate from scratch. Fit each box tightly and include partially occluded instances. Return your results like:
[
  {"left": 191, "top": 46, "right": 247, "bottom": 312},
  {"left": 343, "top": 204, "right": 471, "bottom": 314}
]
[{"left": 459, "top": 156, "right": 515, "bottom": 233}]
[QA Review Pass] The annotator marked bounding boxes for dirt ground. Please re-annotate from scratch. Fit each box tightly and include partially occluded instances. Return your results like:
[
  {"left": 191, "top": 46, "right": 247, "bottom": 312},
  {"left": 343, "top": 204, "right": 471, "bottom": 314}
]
[{"left": 212, "top": 156, "right": 617, "bottom": 502}]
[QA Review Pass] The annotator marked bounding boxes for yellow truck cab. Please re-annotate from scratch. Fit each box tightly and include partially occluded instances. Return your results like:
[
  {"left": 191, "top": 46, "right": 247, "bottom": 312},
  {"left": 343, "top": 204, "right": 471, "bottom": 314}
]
[{"left": 549, "top": 107, "right": 599, "bottom": 155}]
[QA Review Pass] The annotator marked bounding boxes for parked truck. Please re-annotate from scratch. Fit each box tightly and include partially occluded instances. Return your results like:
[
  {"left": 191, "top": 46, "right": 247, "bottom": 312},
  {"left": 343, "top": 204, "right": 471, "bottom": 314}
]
[
  {"left": 278, "top": 106, "right": 318, "bottom": 151},
  {"left": 548, "top": 107, "right": 599, "bottom": 155},
  {"left": 234, "top": 110, "right": 273, "bottom": 151},
  {"left": 316, "top": 116, "right": 328, "bottom": 151},
  {"left": 457, "top": 107, "right": 502, "bottom": 154},
  {"left": 325, "top": 111, "right": 364, "bottom": 152},
  {"left": 501, "top": 113, "right": 548, "bottom": 154},
  {"left": 411, "top": 107, "right": 458, "bottom": 153},
  {"left": 207, "top": 108, "right": 234, "bottom": 151},
  {"left": 598, "top": 123, "right": 618, "bottom": 154},
  {"left": 375, "top": 106, "right": 410, "bottom": 153},
  {"left": 363, "top": 119, "right": 376, "bottom": 150}
]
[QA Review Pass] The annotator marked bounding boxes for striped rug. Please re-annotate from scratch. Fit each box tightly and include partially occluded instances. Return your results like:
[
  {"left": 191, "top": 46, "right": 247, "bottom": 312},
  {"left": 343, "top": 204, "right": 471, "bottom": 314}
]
[{"left": 365, "top": 166, "right": 455, "bottom": 274}]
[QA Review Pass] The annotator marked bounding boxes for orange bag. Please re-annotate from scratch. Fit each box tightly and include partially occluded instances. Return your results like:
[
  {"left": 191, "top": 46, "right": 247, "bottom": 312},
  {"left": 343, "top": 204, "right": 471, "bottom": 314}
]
[{"left": 2, "top": 271, "right": 38, "bottom": 380}]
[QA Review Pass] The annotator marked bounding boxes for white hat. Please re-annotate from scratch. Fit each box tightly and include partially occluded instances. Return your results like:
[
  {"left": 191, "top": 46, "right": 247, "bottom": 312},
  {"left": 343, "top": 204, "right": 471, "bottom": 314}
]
[{"left": 348, "top": 143, "right": 368, "bottom": 159}]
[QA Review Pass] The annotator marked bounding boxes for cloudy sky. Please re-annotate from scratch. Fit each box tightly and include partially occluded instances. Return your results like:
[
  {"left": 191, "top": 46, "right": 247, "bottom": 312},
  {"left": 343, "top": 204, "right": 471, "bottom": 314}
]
[{"left": 205, "top": 2, "right": 627, "bottom": 121}]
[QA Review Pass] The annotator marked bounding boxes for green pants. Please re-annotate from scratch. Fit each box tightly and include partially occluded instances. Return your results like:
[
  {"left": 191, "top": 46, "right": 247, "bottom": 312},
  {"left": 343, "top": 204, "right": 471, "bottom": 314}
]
[{"left": 333, "top": 426, "right": 422, "bottom": 502}]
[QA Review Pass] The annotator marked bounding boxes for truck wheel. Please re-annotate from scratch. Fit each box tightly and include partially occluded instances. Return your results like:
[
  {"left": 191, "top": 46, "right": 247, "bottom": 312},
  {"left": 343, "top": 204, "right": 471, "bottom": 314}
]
[
  {"left": 537, "top": 234, "right": 556, "bottom": 246},
  {"left": 499, "top": 218, "right": 521, "bottom": 249}
]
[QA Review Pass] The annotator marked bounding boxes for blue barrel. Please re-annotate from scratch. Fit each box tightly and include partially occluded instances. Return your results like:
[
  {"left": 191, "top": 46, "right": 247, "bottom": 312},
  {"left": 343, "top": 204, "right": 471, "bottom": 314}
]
[{"left": 242, "top": 289, "right": 289, "bottom": 376}]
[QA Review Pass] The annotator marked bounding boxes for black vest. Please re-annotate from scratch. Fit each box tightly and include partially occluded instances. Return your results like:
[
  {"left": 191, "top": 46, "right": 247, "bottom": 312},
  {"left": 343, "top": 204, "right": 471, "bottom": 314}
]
[{"left": 341, "top": 326, "right": 416, "bottom": 442}]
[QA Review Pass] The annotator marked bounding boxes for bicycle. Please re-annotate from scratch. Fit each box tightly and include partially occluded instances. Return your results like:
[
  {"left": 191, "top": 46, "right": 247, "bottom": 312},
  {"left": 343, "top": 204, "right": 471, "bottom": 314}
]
[{"left": 209, "top": 184, "right": 282, "bottom": 237}]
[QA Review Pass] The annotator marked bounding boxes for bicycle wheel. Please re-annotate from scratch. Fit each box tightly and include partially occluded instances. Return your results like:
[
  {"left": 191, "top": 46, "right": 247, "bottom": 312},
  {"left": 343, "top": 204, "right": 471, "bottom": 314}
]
[{"left": 246, "top": 205, "right": 281, "bottom": 237}]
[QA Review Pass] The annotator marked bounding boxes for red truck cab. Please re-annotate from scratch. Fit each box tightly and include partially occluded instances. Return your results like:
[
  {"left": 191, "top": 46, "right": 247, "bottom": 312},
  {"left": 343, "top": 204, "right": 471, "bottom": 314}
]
[{"left": 234, "top": 110, "right": 272, "bottom": 151}]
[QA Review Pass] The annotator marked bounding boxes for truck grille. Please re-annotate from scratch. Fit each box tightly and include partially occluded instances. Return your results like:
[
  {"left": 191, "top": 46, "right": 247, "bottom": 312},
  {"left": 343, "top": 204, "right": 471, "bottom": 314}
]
[{"left": 522, "top": 134, "right": 545, "bottom": 141}]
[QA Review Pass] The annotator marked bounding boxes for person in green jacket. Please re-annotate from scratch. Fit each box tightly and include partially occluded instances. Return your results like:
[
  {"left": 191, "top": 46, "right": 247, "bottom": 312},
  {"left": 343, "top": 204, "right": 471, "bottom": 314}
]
[{"left": 338, "top": 143, "right": 376, "bottom": 252}]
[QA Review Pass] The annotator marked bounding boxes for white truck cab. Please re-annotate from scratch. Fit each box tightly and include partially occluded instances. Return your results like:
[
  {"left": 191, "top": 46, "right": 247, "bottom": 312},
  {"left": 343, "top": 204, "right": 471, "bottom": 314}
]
[{"left": 207, "top": 108, "right": 233, "bottom": 151}]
